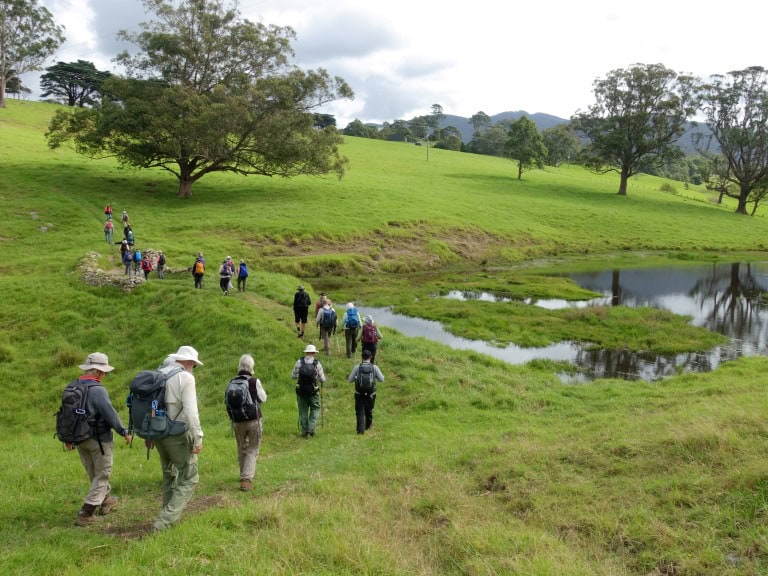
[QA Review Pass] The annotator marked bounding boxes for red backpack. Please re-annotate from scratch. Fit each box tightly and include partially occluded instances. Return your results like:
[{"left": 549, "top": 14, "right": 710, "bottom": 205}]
[{"left": 361, "top": 323, "right": 378, "bottom": 344}]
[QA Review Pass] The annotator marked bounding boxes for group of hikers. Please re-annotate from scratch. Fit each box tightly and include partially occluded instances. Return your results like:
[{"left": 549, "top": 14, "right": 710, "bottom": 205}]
[
  {"left": 56, "top": 334, "right": 386, "bottom": 530},
  {"left": 104, "top": 204, "right": 167, "bottom": 280},
  {"left": 190, "top": 252, "right": 249, "bottom": 294}
]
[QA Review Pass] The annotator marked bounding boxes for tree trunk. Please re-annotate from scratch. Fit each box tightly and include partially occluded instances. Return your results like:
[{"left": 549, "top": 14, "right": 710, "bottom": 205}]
[
  {"left": 177, "top": 178, "right": 193, "bottom": 198},
  {"left": 617, "top": 166, "right": 629, "bottom": 196},
  {"left": 736, "top": 183, "right": 749, "bottom": 214},
  {"left": 517, "top": 162, "right": 523, "bottom": 180},
  {"left": 0, "top": 75, "right": 7, "bottom": 108}
]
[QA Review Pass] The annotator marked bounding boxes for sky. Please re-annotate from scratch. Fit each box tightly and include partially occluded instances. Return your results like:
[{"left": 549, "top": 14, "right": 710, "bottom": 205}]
[{"left": 32, "top": 0, "right": 768, "bottom": 127}]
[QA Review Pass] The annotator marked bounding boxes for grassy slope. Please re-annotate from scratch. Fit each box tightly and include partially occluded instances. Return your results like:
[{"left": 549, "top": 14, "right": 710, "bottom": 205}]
[{"left": 1, "top": 100, "right": 768, "bottom": 575}]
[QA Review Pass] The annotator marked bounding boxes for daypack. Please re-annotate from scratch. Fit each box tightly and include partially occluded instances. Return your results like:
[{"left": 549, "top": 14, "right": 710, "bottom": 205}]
[
  {"left": 355, "top": 363, "right": 377, "bottom": 395},
  {"left": 127, "top": 366, "right": 186, "bottom": 440},
  {"left": 296, "top": 358, "right": 319, "bottom": 397},
  {"left": 193, "top": 260, "right": 205, "bottom": 274},
  {"left": 158, "top": 254, "right": 166, "bottom": 266},
  {"left": 55, "top": 379, "right": 101, "bottom": 445},
  {"left": 224, "top": 375, "right": 259, "bottom": 422},
  {"left": 133, "top": 250, "right": 142, "bottom": 262},
  {"left": 238, "top": 263, "right": 248, "bottom": 278},
  {"left": 296, "top": 291, "right": 310, "bottom": 307},
  {"left": 361, "top": 323, "right": 378, "bottom": 344},
  {"left": 320, "top": 307, "right": 337, "bottom": 330},
  {"left": 346, "top": 307, "right": 360, "bottom": 329}
]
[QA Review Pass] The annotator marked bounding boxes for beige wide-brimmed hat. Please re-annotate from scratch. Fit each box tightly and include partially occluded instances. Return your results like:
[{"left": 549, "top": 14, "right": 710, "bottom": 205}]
[
  {"left": 303, "top": 344, "right": 318, "bottom": 354},
  {"left": 168, "top": 345, "right": 204, "bottom": 366},
  {"left": 79, "top": 352, "right": 115, "bottom": 372}
]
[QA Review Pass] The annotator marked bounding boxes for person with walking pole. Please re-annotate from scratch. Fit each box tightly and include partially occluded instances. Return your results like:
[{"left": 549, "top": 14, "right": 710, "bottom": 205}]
[{"left": 291, "top": 344, "right": 326, "bottom": 437}]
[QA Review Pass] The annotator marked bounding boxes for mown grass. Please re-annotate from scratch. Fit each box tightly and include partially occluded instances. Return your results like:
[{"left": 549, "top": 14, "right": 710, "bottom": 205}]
[{"left": 2, "top": 100, "right": 768, "bottom": 575}]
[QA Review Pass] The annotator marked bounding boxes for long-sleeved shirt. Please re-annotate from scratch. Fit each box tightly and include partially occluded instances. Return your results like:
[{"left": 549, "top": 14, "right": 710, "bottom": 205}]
[
  {"left": 291, "top": 356, "right": 326, "bottom": 383},
  {"left": 160, "top": 362, "right": 203, "bottom": 447},
  {"left": 77, "top": 375, "right": 129, "bottom": 442},
  {"left": 347, "top": 361, "right": 385, "bottom": 385},
  {"left": 237, "top": 370, "right": 267, "bottom": 404}
]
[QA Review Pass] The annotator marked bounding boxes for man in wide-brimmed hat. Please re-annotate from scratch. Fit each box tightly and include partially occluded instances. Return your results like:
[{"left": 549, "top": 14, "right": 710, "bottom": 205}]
[
  {"left": 60, "top": 352, "right": 132, "bottom": 526},
  {"left": 150, "top": 345, "right": 204, "bottom": 532},
  {"left": 291, "top": 344, "right": 326, "bottom": 437}
]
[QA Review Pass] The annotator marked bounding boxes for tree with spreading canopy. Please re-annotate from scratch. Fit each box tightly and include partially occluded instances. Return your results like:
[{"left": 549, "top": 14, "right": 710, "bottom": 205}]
[
  {"left": 40, "top": 60, "right": 112, "bottom": 107},
  {"left": 541, "top": 123, "right": 581, "bottom": 167},
  {"left": 695, "top": 66, "right": 768, "bottom": 215},
  {"left": 0, "top": 0, "right": 65, "bottom": 108},
  {"left": 45, "top": 0, "right": 353, "bottom": 198},
  {"left": 505, "top": 115, "right": 547, "bottom": 179},
  {"left": 571, "top": 63, "right": 698, "bottom": 196}
]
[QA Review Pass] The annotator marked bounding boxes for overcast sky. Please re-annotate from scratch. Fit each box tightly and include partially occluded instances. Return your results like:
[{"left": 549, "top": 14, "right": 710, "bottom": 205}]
[{"left": 35, "top": 0, "right": 768, "bottom": 127}]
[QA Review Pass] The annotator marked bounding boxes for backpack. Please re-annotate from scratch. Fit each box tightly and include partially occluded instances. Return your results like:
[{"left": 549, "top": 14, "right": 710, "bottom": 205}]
[
  {"left": 55, "top": 379, "right": 101, "bottom": 445},
  {"left": 193, "top": 260, "right": 205, "bottom": 274},
  {"left": 133, "top": 250, "right": 142, "bottom": 262},
  {"left": 225, "top": 375, "right": 259, "bottom": 422},
  {"left": 320, "top": 307, "right": 337, "bottom": 330},
  {"left": 296, "top": 358, "right": 319, "bottom": 397},
  {"left": 296, "top": 291, "right": 310, "bottom": 307},
  {"left": 346, "top": 307, "right": 360, "bottom": 329},
  {"left": 127, "top": 366, "right": 186, "bottom": 440},
  {"left": 158, "top": 254, "right": 166, "bottom": 266},
  {"left": 361, "top": 323, "right": 378, "bottom": 344},
  {"left": 355, "top": 363, "right": 377, "bottom": 395},
  {"left": 238, "top": 263, "right": 248, "bottom": 278}
]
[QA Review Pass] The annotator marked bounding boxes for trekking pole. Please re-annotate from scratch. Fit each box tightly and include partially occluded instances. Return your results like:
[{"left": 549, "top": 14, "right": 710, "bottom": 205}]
[{"left": 319, "top": 384, "right": 324, "bottom": 429}]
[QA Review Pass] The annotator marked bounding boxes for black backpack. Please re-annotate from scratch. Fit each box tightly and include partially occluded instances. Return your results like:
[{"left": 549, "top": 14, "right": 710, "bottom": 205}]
[
  {"left": 55, "top": 379, "right": 101, "bottom": 444},
  {"left": 127, "top": 366, "right": 186, "bottom": 440},
  {"left": 320, "top": 308, "right": 337, "bottom": 330},
  {"left": 296, "top": 358, "right": 319, "bottom": 397},
  {"left": 225, "top": 375, "right": 260, "bottom": 422},
  {"left": 355, "top": 363, "right": 377, "bottom": 395}
]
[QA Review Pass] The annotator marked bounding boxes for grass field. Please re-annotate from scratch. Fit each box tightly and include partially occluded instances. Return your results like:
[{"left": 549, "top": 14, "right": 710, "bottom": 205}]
[{"left": 2, "top": 100, "right": 768, "bottom": 575}]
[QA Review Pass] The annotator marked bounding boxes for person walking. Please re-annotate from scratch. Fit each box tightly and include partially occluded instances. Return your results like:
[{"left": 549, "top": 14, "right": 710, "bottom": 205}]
[
  {"left": 121, "top": 211, "right": 129, "bottom": 228},
  {"left": 58, "top": 352, "right": 132, "bottom": 526},
  {"left": 291, "top": 344, "right": 326, "bottom": 437},
  {"left": 218, "top": 259, "right": 232, "bottom": 295},
  {"left": 192, "top": 254, "right": 205, "bottom": 289},
  {"left": 225, "top": 354, "right": 267, "bottom": 491},
  {"left": 141, "top": 253, "right": 153, "bottom": 280},
  {"left": 132, "top": 248, "right": 142, "bottom": 276},
  {"left": 316, "top": 302, "right": 338, "bottom": 356},
  {"left": 125, "top": 226, "right": 134, "bottom": 247},
  {"left": 225, "top": 256, "right": 236, "bottom": 292},
  {"left": 104, "top": 220, "right": 113, "bottom": 244},
  {"left": 119, "top": 239, "right": 128, "bottom": 260},
  {"left": 347, "top": 349, "right": 385, "bottom": 434},
  {"left": 148, "top": 345, "right": 204, "bottom": 532},
  {"left": 157, "top": 251, "right": 166, "bottom": 279},
  {"left": 360, "top": 315, "right": 383, "bottom": 363},
  {"left": 341, "top": 303, "right": 361, "bottom": 358},
  {"left": 236, "top": 259, "right": 248, "bottom": 292},
  {"left": 104, "top": 203, "right": 112, "bottom": 220},
  {"left": 292, "top": 285, "right": 311, "bottom": 338},
  {"left": 122, "top": 248, "right": 133, "bottom": 275}
]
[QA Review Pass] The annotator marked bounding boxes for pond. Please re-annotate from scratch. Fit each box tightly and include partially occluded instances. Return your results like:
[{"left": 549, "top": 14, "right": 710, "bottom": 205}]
[{"left": 363, "top": 262, "right": 768, "bottom": 382}]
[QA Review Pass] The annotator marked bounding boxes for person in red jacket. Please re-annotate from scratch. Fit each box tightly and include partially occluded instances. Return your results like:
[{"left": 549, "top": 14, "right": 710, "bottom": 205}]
[{"left": 141, "top": 254, "right": 153, "bottom": 280}]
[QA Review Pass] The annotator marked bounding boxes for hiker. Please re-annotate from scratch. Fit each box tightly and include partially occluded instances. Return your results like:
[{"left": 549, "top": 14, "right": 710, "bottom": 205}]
[
  {"left": 59, "top": 352, "right": 132, "bottom": 526},
  {"left": 119, "top": 239, "right": 128, "bottom": 260},
  {"left": 125, "top": 226, "right": 134, "bottom": 246},
  {"left": 225, "top": 354, "right": 267, "bottom": 491},
  {"left": 314, "top": 292, "right": 328, "bottom": 320},
  {"left": 291, "top": 344, "right": 326, "bottom": 437},
  {"left": 157, "top": 251, "right": 166, "bottom": 279},
  {"left": 316, "top": 301, "right": 338, "bottom": 356},
  {"left": 132, "top": 248, "right": 142, "bottom": 276},
  {"left": 292, "top": 285, "right": 311, "bottom": 338},
  {"left": 360, "top": 315, "right": 383, "bottom": 363},
  {"left": 148, "top": 345, "right": 204, "bottom": 532},
  {"left": 104, "top": 203, "right": 112, "bottom": 220},
  {"left": 103, "top": 220, "right": 113, "bottom": 244},
  {"left": 121, "top": 211, "right": 129, "bottom": 227},
  {"left": 341, "top": 302, "right": 361, "bottom": 358},
  {"left": 347, "top": 349, "right": 385, "bottom": 434},
  {"left": 122, "top": 248, "right": 133, "bottom": 275},
  {"left": 192, "top": 254, "right": 205, "bottom": 289},
  {"left": 218, "top": 259, "right": 232, "bottom": 295},
  {"left": 225, "top": 256, "right": 236, "bottom": 292},
  {"left": 236, "top": 259, "right": 248, "bottom": 292},
  {"left": 141, "top": 253, "right": 153, "bottom": 280}
]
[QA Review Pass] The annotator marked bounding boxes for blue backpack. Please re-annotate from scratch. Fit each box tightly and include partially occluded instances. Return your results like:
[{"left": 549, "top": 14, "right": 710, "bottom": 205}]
[
  {"left": 133, "top": 250, "right": 142, "bottom": 262},
  {"left": 346, "top": 307, "right": 360, "bottom": 329},
  {"left": 238, "top": 263, "right": 248, "bottom": 278}
]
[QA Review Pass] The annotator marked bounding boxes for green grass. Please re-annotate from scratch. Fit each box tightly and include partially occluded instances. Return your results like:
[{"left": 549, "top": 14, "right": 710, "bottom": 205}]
[{"left": 2, "top": 100, "right": 768, "bottom": 575}]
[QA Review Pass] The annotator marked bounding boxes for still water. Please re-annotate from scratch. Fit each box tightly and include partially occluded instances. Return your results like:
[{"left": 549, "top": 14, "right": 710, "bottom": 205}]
[{"left": 364, "top": 262, "right": 768, "bottom": 382}]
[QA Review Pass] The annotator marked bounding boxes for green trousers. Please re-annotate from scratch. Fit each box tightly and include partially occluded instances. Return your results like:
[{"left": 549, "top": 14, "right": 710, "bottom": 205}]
[
  {"left": 296, "top": 392, "right": 321, "bottom": 435},
  {"left": 152, "top": 432, "right": 199, "bottom": 530}
]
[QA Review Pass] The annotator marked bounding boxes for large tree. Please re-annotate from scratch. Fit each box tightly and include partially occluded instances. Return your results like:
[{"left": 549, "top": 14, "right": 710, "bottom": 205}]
[
  {"left": 571, "top": 63, "right": 698, "bottom": 196},
  {"left": 541, "top": 123, "right": 581, "bottom": 167},
  {"left": 40, "top": 60, "right": 111, "bottom": 107},
  {"left": 696, "top": 66, "right": 768, "bottom": 215},
  {"left": 46, "top": 0, "right": 353, "bottom": 198},
  {"left": 0, "top": 0, "right": 65, "bottom": 108},
  {"left": 505, "top": 115, "right": 547, "bottom": 179}
]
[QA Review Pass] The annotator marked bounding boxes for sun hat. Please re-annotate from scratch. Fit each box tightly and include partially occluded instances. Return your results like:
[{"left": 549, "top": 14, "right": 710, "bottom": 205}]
[
  {"left": 79, "top": 352, "right": 115, "bottom": 372},
  {"left": 346, "top": 302, "right": 355, "bottom": 309},
  {"left": 297, "top": 285, "right": 304, "bottom": 290},
  {"left": 168, "top": 345, "right": 204, "bottom": 366},
  {"left": 226, "top": 255, "right": 232, "bottom": 260},
  {"left": 303, "top": 344, "right": 318, "bottom": 354},
  {"left": 364, "top": 315, "right": 373, "bottom": 324}
]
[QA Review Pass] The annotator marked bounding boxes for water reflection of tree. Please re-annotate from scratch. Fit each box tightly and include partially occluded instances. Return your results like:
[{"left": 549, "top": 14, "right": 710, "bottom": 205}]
[
  {"left": 574, "top": 348, "right": 717, "bottom": 381},
  {"left": 688, "top": 263, "right": 765, "bottom": 339}
]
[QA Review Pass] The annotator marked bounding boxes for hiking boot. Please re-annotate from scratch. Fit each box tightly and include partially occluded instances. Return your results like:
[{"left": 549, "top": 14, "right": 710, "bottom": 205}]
[
  {"left": 75, "top": 504, "right": 102, "bottom": 526},
  {"left": 100, "top": 495, "right": 119, "bottom": 515},
  {"left": 239, "top": 480, "right": 253, "bottom": 492}
]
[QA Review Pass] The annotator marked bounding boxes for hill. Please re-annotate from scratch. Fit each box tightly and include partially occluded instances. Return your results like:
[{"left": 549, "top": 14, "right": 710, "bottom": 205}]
[{"left": 1, "top": 100, "right": 767, "bottom": 575}]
